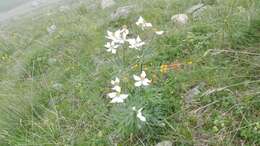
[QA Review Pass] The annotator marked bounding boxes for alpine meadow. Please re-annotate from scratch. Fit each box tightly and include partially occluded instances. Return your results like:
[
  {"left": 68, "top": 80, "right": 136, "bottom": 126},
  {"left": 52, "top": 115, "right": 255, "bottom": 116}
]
[{"left": 0, "top": 0, "right": 259, "bottom": 145}]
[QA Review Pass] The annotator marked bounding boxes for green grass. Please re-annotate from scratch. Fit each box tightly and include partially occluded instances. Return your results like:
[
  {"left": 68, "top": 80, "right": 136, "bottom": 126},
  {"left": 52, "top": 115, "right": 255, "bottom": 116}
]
[{"left": 0, "top": 0, "right": 259, "bottom": 145}]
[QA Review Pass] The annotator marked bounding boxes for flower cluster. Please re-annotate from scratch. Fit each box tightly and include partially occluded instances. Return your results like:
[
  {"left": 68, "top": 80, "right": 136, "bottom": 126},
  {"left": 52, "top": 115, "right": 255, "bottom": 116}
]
[
  {"left": 105, "top": 16, "right": 164, "bottom": 122},
  {"left": 136, "top": 16, "right": 153, "bottom": 30},
  {"left": 104, "top": 17, "right": 164, "bottom": 55},
  {"left": 107, "top": 77, "right": 128, "bottom": 103},
  {"left": 105, "top": 27, "right": 130, "bottom": 54}
]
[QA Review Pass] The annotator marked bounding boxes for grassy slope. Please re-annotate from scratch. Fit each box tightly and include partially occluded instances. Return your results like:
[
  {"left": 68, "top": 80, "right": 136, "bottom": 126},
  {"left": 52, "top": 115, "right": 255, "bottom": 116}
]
[{"left": 0, "top": 0, "right": 259, "bottom": 145}]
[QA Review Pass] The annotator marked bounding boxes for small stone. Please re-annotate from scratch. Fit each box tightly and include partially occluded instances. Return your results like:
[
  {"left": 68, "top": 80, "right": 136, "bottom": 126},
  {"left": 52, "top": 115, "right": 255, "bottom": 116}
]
[
  {"left": 184, "top": 82, "right": 205, "bottom": 104},
  {"left": 101, "top": 0, "right": 115, "bottom": 9},
  {"left": 155, "top": 140, "right": 172, "bottom": 146},
  {"left": 111, "top": 5, "right": 135, "bottom": 20},
  {"left": 171, "top": 14, "right": 189, "bottom": 26},
  {"left": 52, "top": 83, "right": 63, "bottom": 91}
]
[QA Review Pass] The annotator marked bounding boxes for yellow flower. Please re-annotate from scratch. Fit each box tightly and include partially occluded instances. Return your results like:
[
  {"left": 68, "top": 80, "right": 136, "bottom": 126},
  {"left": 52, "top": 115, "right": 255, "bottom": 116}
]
[
  {"left": 143, "top": 65, "right": 148, "bottom": 70},
  {"left": 187, "top": 61, "right": 193, "bottom": 65},
  {"left": 160, "top": 64, "right": 168, "bottom": 73},
  {"left": 131, "top": 64, "right": 138, "bottom": 69}
]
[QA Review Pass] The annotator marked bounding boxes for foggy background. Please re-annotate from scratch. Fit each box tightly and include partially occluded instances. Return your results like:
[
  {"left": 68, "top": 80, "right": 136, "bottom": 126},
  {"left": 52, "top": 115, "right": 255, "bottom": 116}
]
[{"left": 0, "top": 0, "right": 31, "bottom": 12}]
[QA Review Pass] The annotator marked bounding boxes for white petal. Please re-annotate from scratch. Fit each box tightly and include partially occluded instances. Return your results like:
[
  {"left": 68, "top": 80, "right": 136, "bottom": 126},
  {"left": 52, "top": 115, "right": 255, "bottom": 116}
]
[
  {"left": 142, "top": 79, "right": 150, "bottom": 86},
  {"left": 137, "top": 42, "right": 145, "bottom": 48},
  {"left": 115, "top": 30, "right": 121, "bottom": 38},
  {"left": 115, "top": 77, "right": 120, "bottom": 84},
  {"left": 137, "top": 109, "right": 146, "bottom": 122},
  {"left": 136, "top": 36, "right": 141, "bottom": 42},
  {"left": 155, "top": 31, "right": 164, "bottom": 35},
  {"left": 136, "top": 16, "right": 144, "bottom": 25},
  {"left": 129, "top": 45, "right": 134, "bottom": 49},
  {"left": 107, "top": 31, "right": 113, "bottom": 36},
  {"left": 110, "top": 97, "right": 124, "bottom": 103},
  {"left": 111, "top": 49, "right": 117, "bottom": 54},
  {"left": 119, "top": 94, "right": 128, "bottom": 100},
  {"left": 107, "top": 92, "right": 117, "bottom": 98},
  {"left": 141, "top": 71, "right": 146, "bottom": 78},
  {"left": 145, "top": 23, "right": 152, "bottom": 27},
  {"left": 127, "top": 38, "right": 135, "bottom": 44},
  {"left": 111, "top": 80, "right": 115, "bottom": 85},
  {"left": 134, "top": 81, "right": 142, "bottom": 87},
  {"left": 114, "top": 44, "right": 120, "bottom": 48},
  {"left": 106, "top": 48, "right": 112, "bottom": 52},
  {"left": 111, "top": 78, "right": 117, "bottom": 85},
  {"left": 133, "top": 75, "right": 141, "bottom": 81},
  {"left": 104, "top": 42, "right": 111, "bottom": 48},
  {"left": 112, "top": 86, "right": 121, "bottom": 92},
  {"left": 132, "top": 106, "right": 136, "bottom": 111},
  {"left": 106, "top": 31, "right": 113, "bottom": 39}
]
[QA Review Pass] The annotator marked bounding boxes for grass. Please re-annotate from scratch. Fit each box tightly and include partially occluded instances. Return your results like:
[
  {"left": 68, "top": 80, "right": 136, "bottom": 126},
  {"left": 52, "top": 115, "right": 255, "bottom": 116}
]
[{"left": 0, "top": 0, "right": 259, "bottom": 145}]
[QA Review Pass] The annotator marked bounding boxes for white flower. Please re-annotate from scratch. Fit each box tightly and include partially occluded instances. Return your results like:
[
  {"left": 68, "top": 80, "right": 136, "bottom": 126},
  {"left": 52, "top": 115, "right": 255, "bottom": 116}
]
[
  {"left": 133, "top": 71, "right": 151, "bottom": 87},
  {"left": 171, "top": 14, "right": 189, "bottom": 25},
  {"left": 105, "top": 42, "right": 119, "bottom": 54},
  {"left": 106, "top": 30, "right": 124, "bottom": 44},
  {"left": 136, "top": 16, "right": 153, "bottom": 30},
  {"left": 155, "top": 31, "right": 164, "bottom": 35},
  {"left": 111, "top": 77, "right": 120, "bottom": 86},
  {"left": 47, "top": 24, "right": 57, "bottom": 34},
  {"left": 133, "top": 107, "right": 146, "bottom": 122},
  {"left": 127, "top": 36, "right": 145, "bottom": 50},
  {"left": 120, "top": 27, "right": 129, "bottom": 41},
  {"left": 107, "top": 86, "right": 128, "bottom": 103},
  {"left": 137, "top": 108, "right": 146, "bottom": 122},
  {"left": 111, "top": 77, "right": 120, "bottom": 91},
  {"left": 106, "top": 27, "right": 129, "bottom": 44}
]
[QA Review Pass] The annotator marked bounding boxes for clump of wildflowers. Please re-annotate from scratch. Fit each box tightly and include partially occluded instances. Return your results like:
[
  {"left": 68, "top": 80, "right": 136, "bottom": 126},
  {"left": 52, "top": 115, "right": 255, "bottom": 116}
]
[{"left": 104, "top": 16, "right": 164, "bottom": 125}]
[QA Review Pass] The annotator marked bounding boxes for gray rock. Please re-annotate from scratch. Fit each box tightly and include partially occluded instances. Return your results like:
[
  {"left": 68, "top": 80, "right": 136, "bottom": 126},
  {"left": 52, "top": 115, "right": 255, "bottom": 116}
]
[
  {"left": 185, "top": 3, "right": 208, "bottom": 18},
  {"left": 52, "top": 83, "right": 63, "bottom": 91},
  {"left": 101, "top": 0, "right": 115, "bottom": 9},
  {"left": 185, "top": 3, "right": 205, "bottom": 14},
  {"left": 171, "top": 14, "right": 189, "bottom": 26},
  {"left": 184, "top": 82, "right": 206, "bottom": 104},
  {"left": 111, "top": 5, "right": 135, "bottom": 20},
  {"left": 155, "top": 140, "right": 173, "bottom": 146},
  {"left": 192, "top": 6, "right": 208, "bottom": 18}
]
